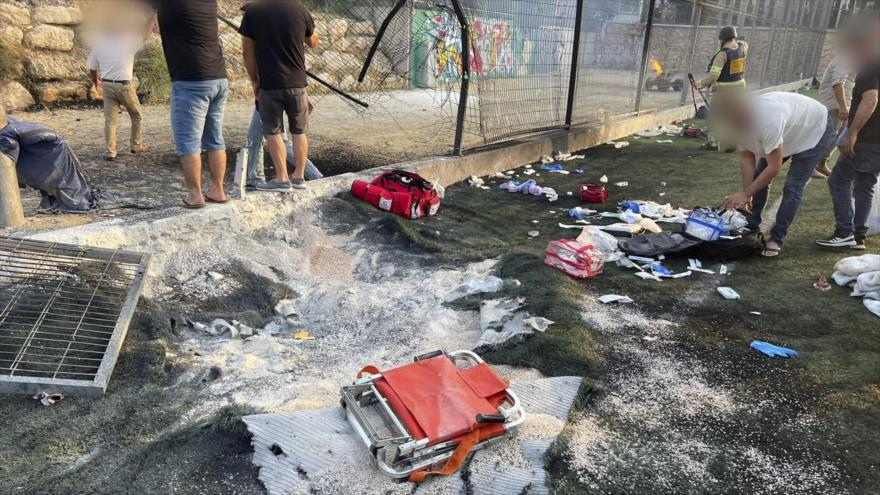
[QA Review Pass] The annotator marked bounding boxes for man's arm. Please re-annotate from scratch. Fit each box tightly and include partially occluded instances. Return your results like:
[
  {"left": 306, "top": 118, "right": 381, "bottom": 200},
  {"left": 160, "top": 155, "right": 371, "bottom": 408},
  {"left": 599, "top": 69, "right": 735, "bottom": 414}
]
[
  {"left": 144, "top": 13, "right": 157, "bottom": 42},
  {"left": 696, "top": 51, "right": 726, "bottom": 90},
  {"left": 842, "top": 89, "right": 879, "bottom": 158},
  {"left": 833, "top": 83, "right": 849, "bottom": 121},
  {"left": 242, "top": 36, "right": 259, "bottom": 97},
  {"left": 725, "top": 147, "right": 783, "bottom": 209},
  {"left": 306, "top": 33, "right": 319, "bottom": 49},
  {"left": 739, "top": 150, "right": 757, "bottom": 189}
]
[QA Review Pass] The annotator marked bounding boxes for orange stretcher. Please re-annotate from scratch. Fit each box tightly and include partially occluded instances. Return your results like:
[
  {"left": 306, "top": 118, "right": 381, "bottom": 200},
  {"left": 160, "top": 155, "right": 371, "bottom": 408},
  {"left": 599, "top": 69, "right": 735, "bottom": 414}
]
[{"left": 340, "top": 350, "right": 526, "bottom": 481}]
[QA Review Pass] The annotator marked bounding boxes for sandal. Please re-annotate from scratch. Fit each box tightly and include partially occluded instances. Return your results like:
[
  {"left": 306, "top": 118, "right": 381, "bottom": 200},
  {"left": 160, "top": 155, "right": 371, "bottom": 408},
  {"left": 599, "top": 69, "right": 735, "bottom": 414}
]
[
  {"left": 181, "top": 198, "right": 206, "bottom": 209},
  {"left": 762, "top": 241, "right": 782, "bottom": 257},
  {"left": 204, "top": 194, "right": 230, "bottom": 204}
]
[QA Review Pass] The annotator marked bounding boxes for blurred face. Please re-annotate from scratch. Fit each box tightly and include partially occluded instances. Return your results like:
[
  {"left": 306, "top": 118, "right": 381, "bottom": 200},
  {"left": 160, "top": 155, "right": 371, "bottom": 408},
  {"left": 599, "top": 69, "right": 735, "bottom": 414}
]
[
  {"left": 710, "top": 94, "right": 754, "bottom": 144},
  {"left": 843, "top": 18, "right": 880, "bottom": 68}
]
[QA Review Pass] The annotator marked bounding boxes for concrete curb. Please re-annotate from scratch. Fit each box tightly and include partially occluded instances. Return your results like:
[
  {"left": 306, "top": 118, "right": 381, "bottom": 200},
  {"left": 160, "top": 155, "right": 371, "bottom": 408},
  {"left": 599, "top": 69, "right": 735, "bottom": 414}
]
[{"left": 27, "top": 79, "right": 810, "bottom": 255}]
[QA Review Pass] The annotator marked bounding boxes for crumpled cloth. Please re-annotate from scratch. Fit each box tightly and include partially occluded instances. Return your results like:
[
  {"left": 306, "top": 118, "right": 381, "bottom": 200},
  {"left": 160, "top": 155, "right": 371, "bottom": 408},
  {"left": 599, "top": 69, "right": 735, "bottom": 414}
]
[
  {"left": 834, "top": 254, "right": 880, "bottom": 277},
  {"left": 852, "top": 271, "right": 880, "bottom": 298}
]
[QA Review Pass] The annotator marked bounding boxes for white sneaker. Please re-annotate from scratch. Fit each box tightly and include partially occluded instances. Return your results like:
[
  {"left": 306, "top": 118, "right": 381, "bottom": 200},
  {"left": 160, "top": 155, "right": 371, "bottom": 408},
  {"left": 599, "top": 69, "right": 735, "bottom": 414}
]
[{"left": 815, "top": 235, "right": 856, "bottom": 248}]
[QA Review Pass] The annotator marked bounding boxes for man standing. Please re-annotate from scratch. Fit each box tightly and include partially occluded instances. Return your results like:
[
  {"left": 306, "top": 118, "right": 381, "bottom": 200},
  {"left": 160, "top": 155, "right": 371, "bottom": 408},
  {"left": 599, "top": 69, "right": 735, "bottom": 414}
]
[
  {"left": 814, "top": 49, "right": 856, "bottom": 178},
  {"left": 694, "top": 26, "right": 749, "bottom": 93},
  {"left": 87, "top": 17, "right": 155, "bottom": 162},
  {"left": 817, "top": 17, "right": 880, "bottom": 251},
  {"left": 715, "top": 91, "right": 835, "bottom": 257},
  {"left": 149, "top": 0, "right": 229, "bottom": 208},
  {"left": 239, "top": 0, "right": 318, "bottom": 192}
]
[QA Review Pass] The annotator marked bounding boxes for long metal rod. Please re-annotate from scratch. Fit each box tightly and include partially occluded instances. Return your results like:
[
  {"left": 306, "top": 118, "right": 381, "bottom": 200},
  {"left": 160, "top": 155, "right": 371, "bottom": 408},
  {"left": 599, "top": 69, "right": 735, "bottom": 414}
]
[
  {"left": 451, "top": 0, "right": 471, "bottom": 156},
  {"left": 217, "top": 15, "right": 369, "bottom": 108},
  {"left": 358, "top": 0, "right": 408, "bottom": 83},
  {"left": 564, "top": 0, "right": 585, "bottom": 129},
  {"left": 634, "top": 0, "right": 658, "bottom": 113}
]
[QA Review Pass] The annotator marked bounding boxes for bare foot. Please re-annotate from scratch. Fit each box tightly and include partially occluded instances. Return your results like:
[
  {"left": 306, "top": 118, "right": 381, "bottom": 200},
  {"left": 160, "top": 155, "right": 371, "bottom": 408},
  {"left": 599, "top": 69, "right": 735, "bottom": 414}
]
[{"left": 204, "top": 190, "right": 227, "bottom": 203}]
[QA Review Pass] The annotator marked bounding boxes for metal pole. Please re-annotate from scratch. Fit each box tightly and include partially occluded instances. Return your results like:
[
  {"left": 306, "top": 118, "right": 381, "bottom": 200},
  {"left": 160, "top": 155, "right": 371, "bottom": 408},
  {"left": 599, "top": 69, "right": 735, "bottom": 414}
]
[
  {"left": 451, "top": 0, "right": 471, "bottom": 156},
  {"left": 759, "top": 19, "right": 777, "bottom": 88},
  {"left": 680, "top": 2, "right": 703, "bottom": 105},
  {"left": 0, "top": 153, "right": 25, "bottom": 228},
  {"left": 633, "top": 0, "right": 657, "bottom": 113},
  {"left": 565, "top": 0, "right": 585, "bottom": 128}
]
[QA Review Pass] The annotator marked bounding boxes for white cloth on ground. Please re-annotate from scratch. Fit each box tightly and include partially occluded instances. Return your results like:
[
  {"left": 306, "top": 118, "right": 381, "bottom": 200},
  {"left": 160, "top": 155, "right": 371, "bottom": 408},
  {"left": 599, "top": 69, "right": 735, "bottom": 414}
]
[{"left": 834, "top": 254, "right": 880, "bottom": 277}]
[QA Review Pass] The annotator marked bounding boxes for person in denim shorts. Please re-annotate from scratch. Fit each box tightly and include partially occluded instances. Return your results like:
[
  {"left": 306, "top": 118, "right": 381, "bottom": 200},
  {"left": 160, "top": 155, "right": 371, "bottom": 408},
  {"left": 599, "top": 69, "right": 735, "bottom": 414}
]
[{"left": 148, "top": 0, "right": 229, "bottom": 208}]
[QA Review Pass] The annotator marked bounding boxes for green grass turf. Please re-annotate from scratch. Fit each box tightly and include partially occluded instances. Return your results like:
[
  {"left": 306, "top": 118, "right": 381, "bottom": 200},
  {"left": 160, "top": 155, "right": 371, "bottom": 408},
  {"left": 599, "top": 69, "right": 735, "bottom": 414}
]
[{"left": 341, "top": 129, "right": 878, "bottom": 492}]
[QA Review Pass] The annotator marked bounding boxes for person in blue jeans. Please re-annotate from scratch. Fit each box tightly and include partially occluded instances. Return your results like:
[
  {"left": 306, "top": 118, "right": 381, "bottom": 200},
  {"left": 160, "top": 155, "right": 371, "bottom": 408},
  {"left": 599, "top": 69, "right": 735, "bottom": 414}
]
[
  {"left": 715, "top": 91, "right": 835, "bottom": 257},
  {"left": 147, "top": 0, "right": 229, "bottom": 208},
  {"left": 244, "top": 106, "right": 322, "bottom": 189},
  {"left": 817, "top": 19, "right": 880, "bottom": 251}
]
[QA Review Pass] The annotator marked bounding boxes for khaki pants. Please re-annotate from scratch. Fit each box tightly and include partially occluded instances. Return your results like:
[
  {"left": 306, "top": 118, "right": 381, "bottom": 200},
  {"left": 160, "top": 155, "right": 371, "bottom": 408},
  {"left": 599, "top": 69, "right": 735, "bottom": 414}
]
[{"left": 103, "top": 81, "right": 143, "bottom": 157}]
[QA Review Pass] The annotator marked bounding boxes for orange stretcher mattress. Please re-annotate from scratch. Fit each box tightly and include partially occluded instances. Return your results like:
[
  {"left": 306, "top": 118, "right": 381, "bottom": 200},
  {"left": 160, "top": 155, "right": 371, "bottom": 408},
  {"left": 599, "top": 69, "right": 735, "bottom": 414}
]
[{"left": 373, "top": 355, "right": 510, "bottom": 445}]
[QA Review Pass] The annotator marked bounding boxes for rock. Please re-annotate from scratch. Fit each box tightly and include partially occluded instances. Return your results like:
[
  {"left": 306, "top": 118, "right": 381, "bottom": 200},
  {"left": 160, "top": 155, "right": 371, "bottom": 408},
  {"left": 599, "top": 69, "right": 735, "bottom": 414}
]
[
  {"left": 326, "top": 18, "right": 349, "bottom": 40},
  {"left": 348, "top": 21, "right": 375, "bottom": 37},
  {"left": 35, "top": 82, "right": 89, "bottom": 105},
  {"left": 0, "top": 25, "right": 24, "bottom": 46},
  {"left": 32, "top": 5, "right": 83, "bottom": 26},
  {"left": 274, "top": 299, "right": 297, "bottom": 318},
  {"left": 207, "top": 271, "right": 225, "bottom": 283},
  {"left": 320, "top": 50, "right": 359, "bottom": 72},
  {"left": 347, "top": 36, "right": 372, "bottom": 53},
  {"left": 0, "top": 3, "right": 30, "bottom": 27},
  {"left": 0, "top": 81, "right": 34, "bottom": 111},
  {"left": 23, "top": 24, "right": 75, "bottom": 52},
  {"left": 305, "top": 52, "right": 324, "bottom": 72},
  {"left": 26, "top": 52, "right": 85, "bottom": 81}
]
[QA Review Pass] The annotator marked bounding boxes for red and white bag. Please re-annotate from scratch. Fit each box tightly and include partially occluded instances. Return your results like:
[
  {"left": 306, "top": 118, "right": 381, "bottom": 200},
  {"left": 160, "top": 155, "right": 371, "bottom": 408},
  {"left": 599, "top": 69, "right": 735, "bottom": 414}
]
[
  {"left": 580, "top": 184, "right": 608, "bottom": 204},
  {"left": 351, "top": 170, "right": 441, "bottom": 219},
  {"left": 544, "top": 239, "right": 606, "bottom": 279}
]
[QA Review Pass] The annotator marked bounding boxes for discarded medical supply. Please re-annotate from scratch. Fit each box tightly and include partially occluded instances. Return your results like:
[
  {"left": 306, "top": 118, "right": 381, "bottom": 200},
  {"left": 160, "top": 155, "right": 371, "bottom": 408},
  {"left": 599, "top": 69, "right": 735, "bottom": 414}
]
[
  {"left": 544, "top": 239, "right": 606, "bottom": 279},
  {"left": 0, "top": 237, "right": 150, "bottom": 396},
  {"left": 351, "top": 170, "right": 441, "bottom": 219},
  {"left": 340, "top": 350, "right": 525, "bottom": 481},
  {"left": 717, "top": 287, "right": 741, "bottom": 300},
  {"left": 750, "top": 341, "right": 799, "bottom": 358},
  {"left": 685, "top": 209, "right": 726, "bottom": 241},
  {"left": 580, "top": 184, "right": 609, "bottom": 204}
]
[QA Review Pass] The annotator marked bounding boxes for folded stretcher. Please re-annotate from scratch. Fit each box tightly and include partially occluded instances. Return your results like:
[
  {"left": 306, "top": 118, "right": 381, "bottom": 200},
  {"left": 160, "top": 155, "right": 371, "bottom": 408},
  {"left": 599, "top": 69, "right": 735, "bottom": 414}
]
[{"left": 340, "top": 350, "right": 526, "bottom": 482}]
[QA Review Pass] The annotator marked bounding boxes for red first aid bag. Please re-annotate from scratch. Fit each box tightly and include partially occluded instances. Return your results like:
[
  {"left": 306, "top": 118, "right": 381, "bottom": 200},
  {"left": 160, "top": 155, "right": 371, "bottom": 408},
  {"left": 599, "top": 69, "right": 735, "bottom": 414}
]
[
  {"left": 544, "top": 239, "right": 605, "bottom": 279},
  {"left": 580, "top": 184, "right": 608, "bottom": 204},
  {"left": 351, "top": 170, "right": 441, "bottom": 219}
]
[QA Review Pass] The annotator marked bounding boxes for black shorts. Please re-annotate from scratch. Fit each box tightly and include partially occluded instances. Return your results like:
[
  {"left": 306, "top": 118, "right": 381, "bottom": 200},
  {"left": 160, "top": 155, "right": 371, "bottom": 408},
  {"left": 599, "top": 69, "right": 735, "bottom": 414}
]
[{"left": 258, "top": 87, "right": 309, "bottom": 135}]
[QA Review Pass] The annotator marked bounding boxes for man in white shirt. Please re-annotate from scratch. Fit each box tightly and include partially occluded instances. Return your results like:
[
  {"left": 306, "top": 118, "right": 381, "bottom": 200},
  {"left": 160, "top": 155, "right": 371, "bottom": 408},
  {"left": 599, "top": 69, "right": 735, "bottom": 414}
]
[
  {"left": 814, "top": 51, "right": 856, "bottom": 177},
  {"left": 713, "top": 91, "right": 835, "bottom": 257},
  {"left": 87, "top": 17, "right": 155, "bottom": 161}
]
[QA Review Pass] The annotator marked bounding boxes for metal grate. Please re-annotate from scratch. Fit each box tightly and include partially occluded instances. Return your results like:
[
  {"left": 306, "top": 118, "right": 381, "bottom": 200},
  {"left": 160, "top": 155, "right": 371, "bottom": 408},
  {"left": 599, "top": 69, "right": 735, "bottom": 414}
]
[{"left": 0, "top": 237, "right": 150, "bottom": 396}]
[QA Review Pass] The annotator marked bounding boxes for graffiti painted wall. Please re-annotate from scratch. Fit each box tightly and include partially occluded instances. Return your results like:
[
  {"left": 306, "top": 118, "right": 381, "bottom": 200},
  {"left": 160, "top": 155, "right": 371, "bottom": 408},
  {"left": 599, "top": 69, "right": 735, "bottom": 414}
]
[{"left": 412, "top": 11, "right": 530, "bottom": 84}]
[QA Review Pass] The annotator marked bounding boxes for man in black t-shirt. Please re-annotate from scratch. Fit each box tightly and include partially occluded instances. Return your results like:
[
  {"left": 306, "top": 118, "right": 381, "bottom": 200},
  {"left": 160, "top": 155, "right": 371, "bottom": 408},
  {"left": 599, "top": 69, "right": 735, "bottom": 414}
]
[
  {"left": 148, "top": 0, "right": 229, "bottom": 208},
  {"left": 818, "top": 16, "right": 880, "bottom": 250},
  {"left": 239, "top": 0, "right": 318, "bottom": 192}
]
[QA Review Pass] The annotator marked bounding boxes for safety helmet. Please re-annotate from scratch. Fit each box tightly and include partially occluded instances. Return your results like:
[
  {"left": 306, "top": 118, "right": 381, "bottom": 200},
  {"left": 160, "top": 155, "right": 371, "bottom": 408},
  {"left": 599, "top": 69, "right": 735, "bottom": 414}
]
[{"left": 719, "top": 26, "right": 738, "bottom": 41}]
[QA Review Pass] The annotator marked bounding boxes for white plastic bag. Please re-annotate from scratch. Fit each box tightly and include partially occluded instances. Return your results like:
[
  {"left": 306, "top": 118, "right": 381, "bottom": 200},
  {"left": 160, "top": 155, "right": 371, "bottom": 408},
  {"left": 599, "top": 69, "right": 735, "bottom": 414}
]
[
  {"left": 834, "top": 254, "right": 880, "bottom": 277},
  {"left": 868, "top": 183, "right": 880, "bottom": 236}
]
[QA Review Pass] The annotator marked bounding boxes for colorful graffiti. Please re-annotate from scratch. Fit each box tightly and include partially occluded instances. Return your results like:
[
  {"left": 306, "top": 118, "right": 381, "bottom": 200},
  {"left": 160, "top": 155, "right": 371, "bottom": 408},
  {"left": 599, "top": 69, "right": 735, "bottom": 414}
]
[{"left": 415, "top": 11, "right": 530, "bottom": 82}]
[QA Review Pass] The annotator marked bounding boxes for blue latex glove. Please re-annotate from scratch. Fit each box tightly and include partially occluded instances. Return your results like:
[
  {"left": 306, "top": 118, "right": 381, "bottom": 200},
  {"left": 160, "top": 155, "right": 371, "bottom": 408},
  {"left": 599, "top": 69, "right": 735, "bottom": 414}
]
[
  {"left": 750, "top": 341, "right": 799, "bottom": 358},
  {"left": 569, "top": 207, "right": 592, "bottom": 220},
  {"left": 574, "top": 168, "right": 585, "bottom": 174},
  {"left": 650, "top": 263, "right": 672, "bottom": 276},
  {"left": 540, "top": 163, "right": 564, "bottom": 172},
  {"left": 620, "top": 200, "right": 641, "bottom": 213}
]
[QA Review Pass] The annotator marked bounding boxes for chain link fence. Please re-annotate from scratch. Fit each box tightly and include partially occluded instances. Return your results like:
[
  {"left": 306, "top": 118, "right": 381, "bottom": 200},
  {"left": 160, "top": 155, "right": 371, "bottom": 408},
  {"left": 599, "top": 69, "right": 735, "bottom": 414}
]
[{"left": 218, "top": 0, "right": 836, "bottom": 156}]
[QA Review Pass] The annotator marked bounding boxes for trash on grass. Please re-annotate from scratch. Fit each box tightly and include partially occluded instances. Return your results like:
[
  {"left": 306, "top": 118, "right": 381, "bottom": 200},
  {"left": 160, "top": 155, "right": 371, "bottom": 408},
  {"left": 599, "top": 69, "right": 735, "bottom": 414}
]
[
  {"left": 34, "top": 391, "right": 64, "bottom": 407},
  {"left": 814, "top": 276, "right": 832, "bottom": 292},
  {"left": 599, "top": 175, "right": 609, "bottom": 184},
  {"left": 468, "top": 176, "right": 485, "bottom": 188},
  {"left": 528, "top": 231, "right": 540, "bottom": 238},
  {"left": 600, "top": 223, "right": 643, "bottom": 235},
  {"left": 656, "top": 139, "right": 674, "bottom": 144},
  {"left": 613, "top": 182, "right": 629, "bottom": 187},
  {"left": 717, "top": 287, "right": 741, "bottom": 300},
  {"left": 636, "top": 271, "right": 663, "bottom": 281},
  {"left": 720, "top": 264, "right": 729, "bottom": 275},
  {"left": 293, "top": 331, "right": 315, "bottom": 341},
  {"left": 688, "top": 259, "right": 716, "bottom": 274},
  {"left": 751, "top": 340, "right": 799, "bottom": 358},
  {"left": 446, "top": 275, "right": 504, "bottom": 301},
  {"left": 524, "top": 316, "right": 555, "bottom": 332},
  {"left": 569, "top": 207, "right": 597, "bottom": 220},
  {"left": 608, "top": 141, "right": 630, "bottom": 149},
  {"left": 545, "top": 239, "right": 606, "bottom": 279},
  {"left": 599, "top": 294, "right": 634, "bottom": 304},
  {"left": 274, "top": 300, "right": 298, "bottom": 318}
]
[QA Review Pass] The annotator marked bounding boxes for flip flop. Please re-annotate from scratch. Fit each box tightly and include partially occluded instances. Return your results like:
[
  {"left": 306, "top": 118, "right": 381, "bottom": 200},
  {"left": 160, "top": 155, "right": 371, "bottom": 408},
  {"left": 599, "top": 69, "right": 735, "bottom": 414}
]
[
  {"left": 761, "top": 242, "right": 782, "bottom": 258},
  {"left": 181, "top": 199, "right": 206, "bottom": 209},
  {"left": 204, "top": 195, "right": 230, "bottom": 204}
]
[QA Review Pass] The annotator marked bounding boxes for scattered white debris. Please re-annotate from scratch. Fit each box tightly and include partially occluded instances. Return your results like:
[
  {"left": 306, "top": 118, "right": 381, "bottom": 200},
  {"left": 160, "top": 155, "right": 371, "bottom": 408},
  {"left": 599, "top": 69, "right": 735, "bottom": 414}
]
[
  {"left": 717, "top": 287, "right": 741, "bottom": 300},
  {"left": 528, "top": 231, "right": 540, "bottom": 238},
  {"left": 720, "top": 265, "right": 729, "bottom": 275},
  {"left": 524, "top": 316, "right": 555, "bottom": 332},
  {"left": 207, "top": 271, "right": 225, "bottom": 283},
  {"left": 33, "top": 391, "right": 64, "bottom": 407},
  {"left": 599, "top": 175, "right": 609, "bottom": 184},
  {"left": 599, "top": 295, "right": 634, "bottom": 304},
  {"left": 446, "top": 275, "right": 505, "bottom": 301},
  {"left": 656, "top": 139, "right": 674, "bottom": 144},
  {"left": 750, "top": 311, "right": 762, "bottom": 316},
  {"left": 274, "top": 300, "right": 298, "bottom": 318},
  {"left": 613, "top": 182, "right": 629, "bottom": 187}
]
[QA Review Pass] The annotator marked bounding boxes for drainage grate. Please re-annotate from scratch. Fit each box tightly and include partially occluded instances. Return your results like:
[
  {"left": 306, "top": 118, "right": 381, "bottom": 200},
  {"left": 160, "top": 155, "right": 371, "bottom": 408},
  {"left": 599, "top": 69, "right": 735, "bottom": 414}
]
[{"left": 0, "top": 237, "right": 150, "bottom": 396}]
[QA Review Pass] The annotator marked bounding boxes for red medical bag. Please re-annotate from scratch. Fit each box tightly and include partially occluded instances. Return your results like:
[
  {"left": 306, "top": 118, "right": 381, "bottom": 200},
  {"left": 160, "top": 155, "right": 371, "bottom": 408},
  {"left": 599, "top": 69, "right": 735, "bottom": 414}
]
[
  {"left": 580, "top": 184, "right": 609, "bottom": 204},
  {"left": 351, "top": 170, "right": 441, "bottom": 219}
]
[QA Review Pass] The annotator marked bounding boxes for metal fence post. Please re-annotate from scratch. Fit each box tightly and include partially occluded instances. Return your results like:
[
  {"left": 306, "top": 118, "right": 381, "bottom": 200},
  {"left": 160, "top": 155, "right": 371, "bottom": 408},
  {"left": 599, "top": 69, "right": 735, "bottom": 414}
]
[
  {"left": 680, "top": 2, "right": 703, "bottom": 105},
  {"left": 565, "top": 0, "right": 585, "bottom": 129},
  {"left": 759, "top": 19, "right": 777, "bottom": 88},
  {"left": 451, "top": 0, "right": 471, "bottom": 156},
  {"left": 634, "top": 0, "right": 657, "bottom": 113},
  {"left": 0, "top": 153, "right": 25, "bottom": 228}
]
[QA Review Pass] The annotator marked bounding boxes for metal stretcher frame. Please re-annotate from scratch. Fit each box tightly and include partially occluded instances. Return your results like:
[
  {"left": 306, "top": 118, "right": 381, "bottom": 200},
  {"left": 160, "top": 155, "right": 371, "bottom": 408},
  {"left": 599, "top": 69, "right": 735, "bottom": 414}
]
[{"left": 340, "top": 350, "right": 526, "bottom": 478}]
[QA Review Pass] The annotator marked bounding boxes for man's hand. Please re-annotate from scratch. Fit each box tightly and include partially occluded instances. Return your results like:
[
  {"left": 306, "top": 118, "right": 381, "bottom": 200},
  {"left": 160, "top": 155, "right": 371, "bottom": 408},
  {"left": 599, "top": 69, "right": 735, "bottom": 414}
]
[
  {"left": 250, "top": 80, "right": 260, "bottom": 99},
  {"left": 724, "top": 192, "right": 750, "bottom": 210},
  {"left": 841, "top": 131, "right": 858, "bottom": 158},
  {"left": 308, "top": 99, "right": 314, "bottom": 115},
  {"left": 837, "top": 105, "right": 849, "bottom": 122}
]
